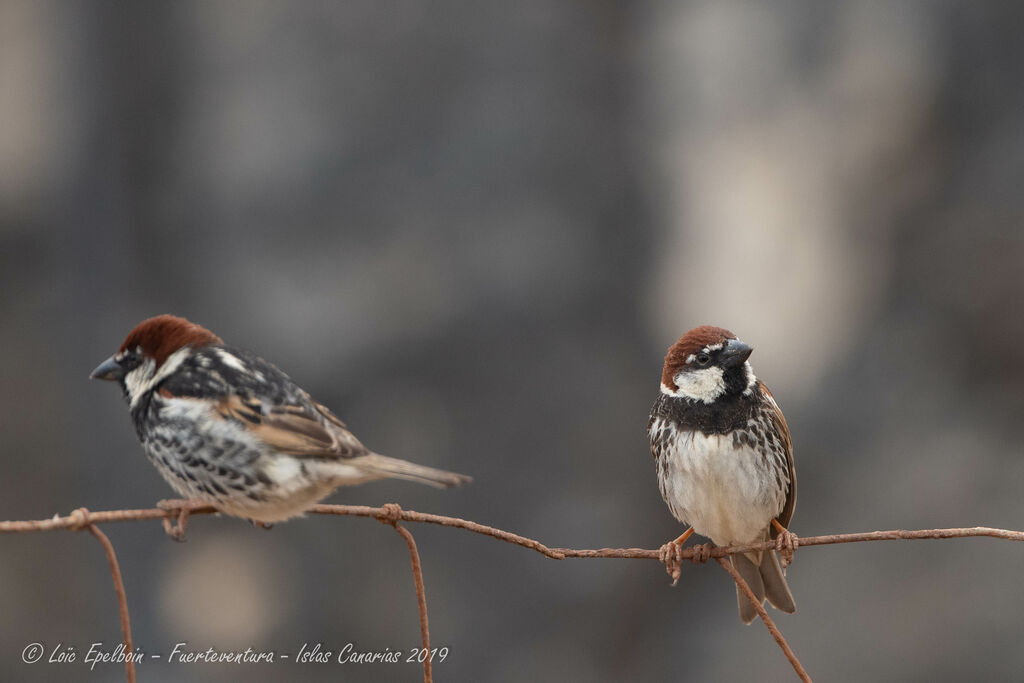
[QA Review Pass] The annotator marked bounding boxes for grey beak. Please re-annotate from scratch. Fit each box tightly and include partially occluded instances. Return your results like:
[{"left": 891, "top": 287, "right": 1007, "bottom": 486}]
[
  {"left": 90, "top": 356, "right": 124, "bottom": 381},
  {"left": 720, "top": 339, "right": 753, "bottom": 368}
]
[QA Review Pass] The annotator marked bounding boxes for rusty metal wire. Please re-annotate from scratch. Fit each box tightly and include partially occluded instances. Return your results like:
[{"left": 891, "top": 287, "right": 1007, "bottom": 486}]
[
  {"left": 5, "top": 501, "right": 1024, "bottom": 683},
  {"left": 66, "top": 508, "right": 137, "bottom": 683},
  {"left": 715, "top": 556, "right": 810, "bottom": 682},
  {"left": 377, "top": 503, "right": 433, "bottom": 683}
]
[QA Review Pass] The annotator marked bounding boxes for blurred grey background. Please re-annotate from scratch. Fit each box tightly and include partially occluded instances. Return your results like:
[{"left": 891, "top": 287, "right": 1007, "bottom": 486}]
[{"left": 2, "top": 1, "right": 1023, "bottom": 681}]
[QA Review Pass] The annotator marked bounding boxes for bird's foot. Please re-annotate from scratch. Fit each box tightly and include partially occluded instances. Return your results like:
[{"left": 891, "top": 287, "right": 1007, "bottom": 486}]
[
  {"left": 250, "top": 520, "right": 274, "bottom": 531},
  {"left": 157, "top": 498, "right": 208, "bottom": 542},
  {"left": 658, "top": 540, "right": 686, "bottom": 586},
  {"left": 775, "top": 529, "right": 799, "bottom": 568},
  {"left": 659, "top": 527, "right": 699, "bottom": 586}
]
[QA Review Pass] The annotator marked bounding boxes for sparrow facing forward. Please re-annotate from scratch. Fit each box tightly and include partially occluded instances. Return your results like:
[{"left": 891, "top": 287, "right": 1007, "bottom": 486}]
[
  {"left": 648, "top": 325, "right": 796, "bottom": 623},
  {"left": 92, "top": 315, "right": 470, "bottom": 523}
]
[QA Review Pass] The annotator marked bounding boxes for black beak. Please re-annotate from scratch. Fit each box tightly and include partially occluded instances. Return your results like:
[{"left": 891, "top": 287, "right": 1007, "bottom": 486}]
[
  {"left": 720, "top": 339, "right": 753, "bottom": 368},
  {"left": 90, "top": 356, "right": 124, "bottom": 381}
]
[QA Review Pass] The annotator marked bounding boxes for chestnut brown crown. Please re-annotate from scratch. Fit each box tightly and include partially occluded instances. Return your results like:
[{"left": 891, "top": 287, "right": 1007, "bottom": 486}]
[
  {"left": 661, "top": 325, "right": 737, "bottom": 389},
  {"left": 118, "top": 314, "right": 223, "bottom": 366}
]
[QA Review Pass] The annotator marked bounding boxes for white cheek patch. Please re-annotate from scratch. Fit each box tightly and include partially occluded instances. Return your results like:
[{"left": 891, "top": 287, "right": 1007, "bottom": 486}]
[
  {"left": 125, "top": 347, "right": 194, "bottom": 407},
  {"left": 742, "top": 361, "right": 758, "bottom": 395},
  {"left": 661, "top": 366, "right": 726, "bottom": 403},
  {"left": 124, "top": 360, "right": 157, "bottom": 406}
]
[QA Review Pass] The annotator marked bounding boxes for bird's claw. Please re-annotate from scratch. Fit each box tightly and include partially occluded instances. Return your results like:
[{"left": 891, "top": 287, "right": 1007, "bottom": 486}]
[
  {"left": 658, "top": 539, "right": 716, "bottom": 585},
  {"left": 658, "top": 541, "right": 685, "bottom": 586},
  {"left": 775, "top": 529, "right": 799, "bottom": 568},
  {"left": 157, "top": 498, "right": 206, "bottom": 542},
  {"left": 161, "top": 509, "right": 188, "bottom": 542}
]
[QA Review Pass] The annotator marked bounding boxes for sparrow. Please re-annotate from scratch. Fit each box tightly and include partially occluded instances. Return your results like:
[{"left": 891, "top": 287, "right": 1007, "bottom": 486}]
[
  {"left": 91, "top": 315, "right": 471, "bottom": 525},
  {"left": 648, "top": 325, "right": 796, "bottom": 623}
]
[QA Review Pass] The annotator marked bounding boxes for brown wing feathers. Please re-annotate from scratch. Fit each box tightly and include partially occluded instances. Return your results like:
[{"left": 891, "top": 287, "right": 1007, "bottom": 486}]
[
  {"left": 214, "top": 394, "right": 367, "bottom": 459},
  {"left": 760, "top": 381, "right": 796, "bottom": 533}
]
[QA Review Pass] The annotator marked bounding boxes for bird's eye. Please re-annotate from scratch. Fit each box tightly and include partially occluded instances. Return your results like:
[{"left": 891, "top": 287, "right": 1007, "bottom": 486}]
[{"left": 695, "top": 352, "right": 711, "bottom": 366}]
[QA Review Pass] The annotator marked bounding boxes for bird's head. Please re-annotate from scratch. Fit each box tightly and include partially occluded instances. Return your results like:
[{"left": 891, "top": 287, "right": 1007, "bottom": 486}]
[
  {"left": 90, "top": 314, "right": 222, "bottom": 404},
  {"left": 660, "top": 325, "right": 756, "bottom": 403}
]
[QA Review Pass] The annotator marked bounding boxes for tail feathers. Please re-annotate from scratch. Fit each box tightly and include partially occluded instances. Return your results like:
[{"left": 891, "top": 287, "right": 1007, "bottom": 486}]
[
  {"left": 354, "top": 453, "right": 472, "bottom": 489},
  {"left": 732, "top": 547, "right": 796, "bottom": 624},
  {"left": 732, "top": 553, "right": 766, "bottom": 624},
  {"left": 761, "top": 548, "right": 797, "bottom": 615}
]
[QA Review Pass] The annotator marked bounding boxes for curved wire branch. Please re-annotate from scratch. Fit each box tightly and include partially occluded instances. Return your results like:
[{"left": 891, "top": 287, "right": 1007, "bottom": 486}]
[
  {"left": 6, "top": 502, "right": 1024, "bottom": 683},
  {"left": 66, "top": 509, "right": 136, "bottom": 683},
  {"left": 377, "top": 504, "right": 432, "bottom": 683},
  {"left": 549, "top": 526, "right": 1024, "bottom": 560},
  {"left": 310, "top": 503, "right": 567, "bottom": 558},
  {"left": 6, "top": 505, "right": 1019, "bottom": 558},
  {"left": 715, "top": 557, "right": 810, "bottom": 682}
]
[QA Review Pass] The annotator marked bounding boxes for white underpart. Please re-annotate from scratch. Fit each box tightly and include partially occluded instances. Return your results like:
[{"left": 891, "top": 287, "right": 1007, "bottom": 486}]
[
  {"left": 157, "top": 396, "right": 247, "bottom": 440},
  {"left": 219, "top": 458, "right": 379, "bottom": 522},
  {"left": 261, "top": 458, "right": 375, "bottom": 491},
  {"left": 152, "top": 396, "right": 381, "bottom": 522},
  {"left": 652, "top": 418, "right": 784, "bottom": 546},
  {"left": 256, "top": 457, "right": 326, "bottom": 514}
]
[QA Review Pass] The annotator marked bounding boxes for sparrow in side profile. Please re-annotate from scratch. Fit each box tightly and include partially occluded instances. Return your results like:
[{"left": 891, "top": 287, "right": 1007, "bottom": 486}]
[
  {"left": 91, "top": 315, "right": 470, "bottom": 525},
  {"left": 648, "top": 325, "right": 797, "bottom": 623}
]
